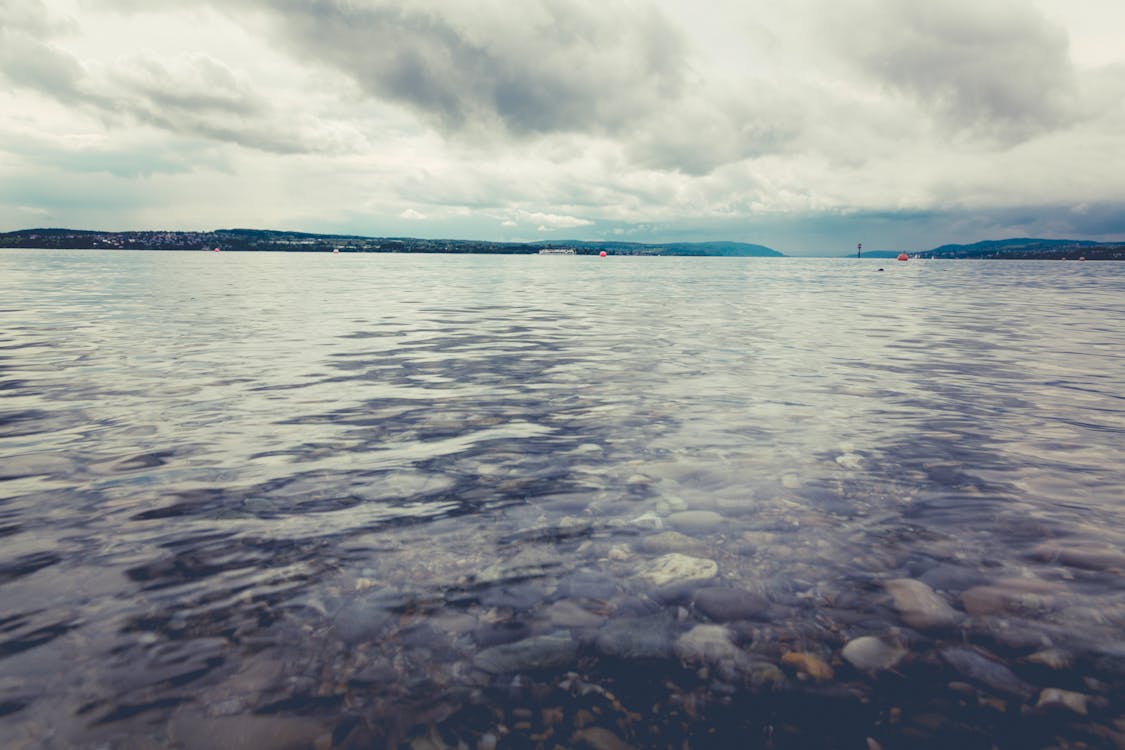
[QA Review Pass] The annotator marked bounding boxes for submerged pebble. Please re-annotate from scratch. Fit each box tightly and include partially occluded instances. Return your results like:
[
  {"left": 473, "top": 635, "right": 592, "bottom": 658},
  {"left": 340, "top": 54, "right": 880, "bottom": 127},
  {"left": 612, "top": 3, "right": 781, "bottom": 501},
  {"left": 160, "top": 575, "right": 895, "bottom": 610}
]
[
  {"left": 666, "top": 510, "right": 725, "bottom": 533},
  {"left": 606, "top": 544, "right": 632, "bottom": 561},
  {"left": 1034, "top": 543, "right": 1125, "bottom": 572},
  {"left": 841, "top": 636, "right": 906, "bottom": 672},
  {"left": 674, "top": 624, "right": 743, "bottom": 664},
  {"left": 1025, "top": 648, "right": 1072, "bottom": 670},
  {"left": 782, "top": 651, "right": 834, "bottom": 681},
  {"left": 1035, "top": 687, "right": 1089, "bottom": 715},
  {"left": 629, "top": 512, "right": 664, "bottom": 530},
  {"left": 544, "top": 600, "right": 607, "bottom": 629},
  {"left": 960, "top": 577, "right": 1063, "bottom": 617},
  {"left": 885, "top": 578, "right": 958, "bottom": 629},
  {"left": 636, "top": 554, "right": 718, "bottom": 586},
  {"left": 637, "top": 531, "right": 706, "bottom": 555},
  {"left": 473, "top": 631, "right": 578, "bottom": 674},
  {"left": 939, "top": 647, "right": 1034, "bottom": 699},
  {"left": 692, "top": 587, "right": 770, "bottom": 622},
  {"left": 595, "top": 618, "right": 674, "bottom": 660}
]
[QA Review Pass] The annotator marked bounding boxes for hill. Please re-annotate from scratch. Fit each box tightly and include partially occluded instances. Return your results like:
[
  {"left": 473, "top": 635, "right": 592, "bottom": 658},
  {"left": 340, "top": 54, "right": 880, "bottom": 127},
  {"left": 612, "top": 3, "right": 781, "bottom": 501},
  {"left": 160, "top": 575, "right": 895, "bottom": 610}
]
[
  {"left": 916, "top": 238, "right": 1125, "bottom": 260},
  {"left": 538, "top": 240, "right": 782, "bottom": 257},
  {"left": 0, "top": 229, "right": 783, "bottom": 256}
]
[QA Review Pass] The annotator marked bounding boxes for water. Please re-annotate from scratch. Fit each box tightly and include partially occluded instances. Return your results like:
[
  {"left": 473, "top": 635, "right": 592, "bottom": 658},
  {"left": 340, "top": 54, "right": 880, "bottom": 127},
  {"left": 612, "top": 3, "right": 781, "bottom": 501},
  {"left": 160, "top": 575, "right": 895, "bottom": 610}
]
[{"left": 1, "top": 250, "right": 1123, "bottom": 749}]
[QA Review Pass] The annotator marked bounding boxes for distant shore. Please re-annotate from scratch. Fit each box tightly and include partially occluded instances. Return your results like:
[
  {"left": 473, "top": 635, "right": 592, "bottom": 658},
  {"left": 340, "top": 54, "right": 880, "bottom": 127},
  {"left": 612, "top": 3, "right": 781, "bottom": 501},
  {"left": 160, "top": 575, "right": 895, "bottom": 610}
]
[
  {"left": 2, "top": 228, "right": 1123, "bottom": 259},
  {"left": 0, "top": 229, "right": 780, "bottom": 258}
]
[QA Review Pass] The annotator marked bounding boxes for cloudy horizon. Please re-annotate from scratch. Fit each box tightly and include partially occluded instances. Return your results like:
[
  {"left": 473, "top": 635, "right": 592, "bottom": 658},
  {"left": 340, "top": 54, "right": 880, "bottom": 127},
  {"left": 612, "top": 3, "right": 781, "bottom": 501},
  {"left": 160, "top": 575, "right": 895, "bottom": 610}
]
[{"left": 2, "top": 0, "right": 1123, "bottom": 255}]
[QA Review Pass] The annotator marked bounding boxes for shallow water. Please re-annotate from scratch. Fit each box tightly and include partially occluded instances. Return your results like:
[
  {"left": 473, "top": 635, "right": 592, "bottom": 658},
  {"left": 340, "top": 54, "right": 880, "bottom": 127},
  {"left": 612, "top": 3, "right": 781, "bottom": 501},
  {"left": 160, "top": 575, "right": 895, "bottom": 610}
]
[{"left": 1, "top": 250, "right": 1123, "bottom": 749}]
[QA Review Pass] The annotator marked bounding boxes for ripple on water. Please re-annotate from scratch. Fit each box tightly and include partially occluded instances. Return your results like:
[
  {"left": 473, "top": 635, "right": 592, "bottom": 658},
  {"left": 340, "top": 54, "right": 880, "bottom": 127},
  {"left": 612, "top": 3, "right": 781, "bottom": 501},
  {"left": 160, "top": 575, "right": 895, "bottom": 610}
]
[{"left": 0, "top": 253, "right": 1123, "bottom": 747}]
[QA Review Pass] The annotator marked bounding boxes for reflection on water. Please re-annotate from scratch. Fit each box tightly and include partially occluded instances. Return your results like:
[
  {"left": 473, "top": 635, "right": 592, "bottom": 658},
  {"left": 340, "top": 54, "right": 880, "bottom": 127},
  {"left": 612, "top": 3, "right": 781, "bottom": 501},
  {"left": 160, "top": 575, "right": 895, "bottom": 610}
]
[{"left": 1, "top": 250, "right": 1123, "bottom": 748}]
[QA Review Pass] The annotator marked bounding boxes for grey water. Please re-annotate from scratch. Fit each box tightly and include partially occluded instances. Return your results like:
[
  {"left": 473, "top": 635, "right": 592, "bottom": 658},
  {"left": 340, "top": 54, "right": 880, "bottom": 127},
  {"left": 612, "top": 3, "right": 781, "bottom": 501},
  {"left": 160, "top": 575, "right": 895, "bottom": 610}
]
[{"left": 1, "top": 249, "right": 1123, "bottom": 749}]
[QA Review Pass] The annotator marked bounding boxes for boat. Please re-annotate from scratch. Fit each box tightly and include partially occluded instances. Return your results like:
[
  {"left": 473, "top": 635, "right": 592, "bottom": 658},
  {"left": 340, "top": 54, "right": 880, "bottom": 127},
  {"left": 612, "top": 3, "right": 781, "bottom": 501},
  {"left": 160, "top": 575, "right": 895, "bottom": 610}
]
[{"left": 538, "top": 248, "right": 576, "bottom": 255}]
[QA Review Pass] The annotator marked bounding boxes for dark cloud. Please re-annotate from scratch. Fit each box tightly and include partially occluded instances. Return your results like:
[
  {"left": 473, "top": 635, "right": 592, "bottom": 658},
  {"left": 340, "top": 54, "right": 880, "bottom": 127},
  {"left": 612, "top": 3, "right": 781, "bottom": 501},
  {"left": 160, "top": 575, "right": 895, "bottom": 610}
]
[
  {"left": 832, "top": 0, "right": 1079, "bottom": 142},
  {"left": 256, "top": 0, "right": 687, "bottom": 136}
]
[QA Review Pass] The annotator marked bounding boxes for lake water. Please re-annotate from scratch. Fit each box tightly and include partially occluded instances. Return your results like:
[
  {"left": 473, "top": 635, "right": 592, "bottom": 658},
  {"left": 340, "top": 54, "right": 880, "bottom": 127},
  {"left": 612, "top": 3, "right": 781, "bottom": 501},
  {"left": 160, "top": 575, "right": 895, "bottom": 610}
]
[{"left": 1, "top": 250, "right": 1123, "bottom": 749}]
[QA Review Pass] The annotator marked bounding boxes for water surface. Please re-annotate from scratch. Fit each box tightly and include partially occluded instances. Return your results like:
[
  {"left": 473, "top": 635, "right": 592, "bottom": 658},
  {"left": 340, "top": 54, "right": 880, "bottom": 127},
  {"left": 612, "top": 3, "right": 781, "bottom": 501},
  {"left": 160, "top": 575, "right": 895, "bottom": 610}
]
[{"left": 1, "top": 251, "right": 1123, "bottom": 748}]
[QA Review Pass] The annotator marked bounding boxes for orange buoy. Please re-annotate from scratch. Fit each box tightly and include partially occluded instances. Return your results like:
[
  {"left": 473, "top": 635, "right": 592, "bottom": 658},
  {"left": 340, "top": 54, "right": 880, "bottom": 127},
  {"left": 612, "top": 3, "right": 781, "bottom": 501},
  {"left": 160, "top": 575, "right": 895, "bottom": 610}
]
[
  {"left": 599, "top": 251, "right": 607, "bottom": 257},
  {"left": 897, "top": 252, "right": 909, "bottom": 261}
]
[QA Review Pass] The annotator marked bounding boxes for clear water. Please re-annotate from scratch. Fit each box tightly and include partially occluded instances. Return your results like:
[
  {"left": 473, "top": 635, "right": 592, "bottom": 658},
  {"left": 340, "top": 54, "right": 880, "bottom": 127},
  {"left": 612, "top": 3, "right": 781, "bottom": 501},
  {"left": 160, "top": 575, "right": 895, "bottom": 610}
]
[{"left": 1, "top": 250, "right": 1123, "bottom": 748}]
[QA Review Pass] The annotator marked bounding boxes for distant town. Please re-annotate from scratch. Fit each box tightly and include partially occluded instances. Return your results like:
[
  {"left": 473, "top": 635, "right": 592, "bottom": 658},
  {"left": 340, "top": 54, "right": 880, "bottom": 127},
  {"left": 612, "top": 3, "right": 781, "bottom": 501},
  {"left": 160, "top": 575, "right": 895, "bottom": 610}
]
[
  {"left": 1, "top": 228, "right": 1123, "bottom": 259},
  {"left": 0, "top": 228, "right": 782, "bottom": 257}
]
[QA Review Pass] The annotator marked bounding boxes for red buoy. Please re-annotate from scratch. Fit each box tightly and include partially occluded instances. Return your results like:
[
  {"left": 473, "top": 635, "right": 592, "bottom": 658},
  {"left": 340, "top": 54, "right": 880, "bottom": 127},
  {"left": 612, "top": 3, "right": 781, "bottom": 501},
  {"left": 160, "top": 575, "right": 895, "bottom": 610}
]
[
  {"left": 212, "top": 247, "right": 220, "bottom": 252},
  {"left": 599, "top": 251, "right": 608, "bottom": 258},
  {"left": 897, "top": 252, "right": 909, "bottom": 261}
]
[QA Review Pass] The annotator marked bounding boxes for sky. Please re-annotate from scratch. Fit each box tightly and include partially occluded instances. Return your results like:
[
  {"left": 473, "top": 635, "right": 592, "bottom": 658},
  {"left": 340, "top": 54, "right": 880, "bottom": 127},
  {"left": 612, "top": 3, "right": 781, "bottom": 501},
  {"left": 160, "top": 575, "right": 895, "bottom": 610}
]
[{"left": 1, "top": 0, "right": 1124, "bottom": 255}]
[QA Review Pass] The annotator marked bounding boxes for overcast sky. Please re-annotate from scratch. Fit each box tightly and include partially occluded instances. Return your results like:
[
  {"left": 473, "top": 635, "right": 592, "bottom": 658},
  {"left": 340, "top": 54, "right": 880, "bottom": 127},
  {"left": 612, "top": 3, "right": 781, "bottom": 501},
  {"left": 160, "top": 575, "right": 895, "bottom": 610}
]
[{"left": 2, "top": 0, "right": 1123, "bottom": 254}]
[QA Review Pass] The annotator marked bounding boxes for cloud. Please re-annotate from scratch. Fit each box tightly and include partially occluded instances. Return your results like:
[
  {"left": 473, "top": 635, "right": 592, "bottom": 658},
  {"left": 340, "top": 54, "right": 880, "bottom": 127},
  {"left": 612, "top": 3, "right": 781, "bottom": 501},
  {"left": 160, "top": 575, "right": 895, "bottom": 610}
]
[
  {"left": 829, "top": 0, "right": 1079, "bottom": 142},
  {"left": 625, "top": 89, "right": 803, "bottom": 175},
  {"left": 107, "top": 54, "right": 335, "bottom": 154},
  {"left": 0, "top": 26, "right": 94, "bottom": 106},
  {"left": 531, "top": 213, "right": 593, "bottom": 230},
  {"left": 0, "top": 2, "right": 361, "bottom": 155},
  {"left": 255, "top": 0, "right": 687, "bottom": 137},
  {"left": 115, "top": 55, "right": 264, "bottom": 119},
  {"left": 0, "top": 37, "right": 356, "bottom": 155},
  {"left": 0, "top": 127, "right": 227, "bottom": 178},
  {"left": 0, "top": 0, "right": 60, "bottom": 36}
]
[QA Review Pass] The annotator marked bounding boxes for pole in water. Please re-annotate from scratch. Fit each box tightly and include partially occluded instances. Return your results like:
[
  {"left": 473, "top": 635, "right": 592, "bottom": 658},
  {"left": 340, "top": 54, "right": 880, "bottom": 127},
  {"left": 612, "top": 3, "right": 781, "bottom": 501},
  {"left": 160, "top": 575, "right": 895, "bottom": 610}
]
[{"left": 857, "top": 242, "right": 862, "bottom": 259}]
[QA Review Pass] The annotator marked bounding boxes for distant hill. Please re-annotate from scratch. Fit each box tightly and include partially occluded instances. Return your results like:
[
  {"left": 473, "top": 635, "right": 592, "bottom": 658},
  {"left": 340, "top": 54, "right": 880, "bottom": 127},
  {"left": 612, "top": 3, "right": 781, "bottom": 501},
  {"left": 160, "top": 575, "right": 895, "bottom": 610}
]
[
  {"left": 540, "top": 240, "right": 782, "bottom": 257},
  {"left": 5, "top": 228, "right": 1121, "bottom": 259},
  {"left": 0, "top": 228, "right": 784, "bottom": 256},
  {"left": 916, "top": 238, "right": 1124, "bottom": 260},
  {"left": 215, "top": 228, "right": 370, "bottom": 240}
]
